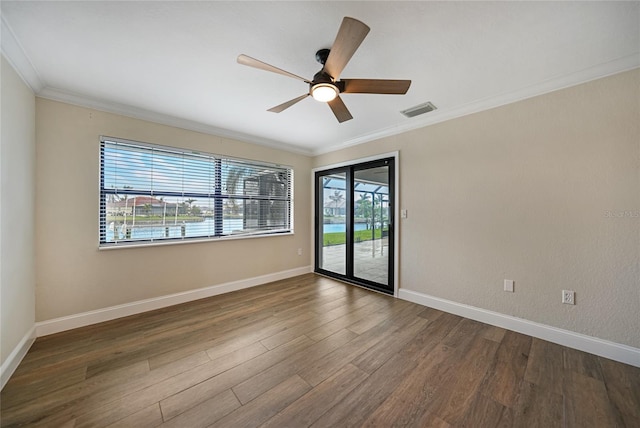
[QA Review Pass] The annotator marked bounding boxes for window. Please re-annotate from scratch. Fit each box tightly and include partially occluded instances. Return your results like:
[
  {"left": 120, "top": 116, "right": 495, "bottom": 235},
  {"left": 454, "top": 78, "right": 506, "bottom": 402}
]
[{"left": 99, "top": 136, "right": 293, "bottom": 247}]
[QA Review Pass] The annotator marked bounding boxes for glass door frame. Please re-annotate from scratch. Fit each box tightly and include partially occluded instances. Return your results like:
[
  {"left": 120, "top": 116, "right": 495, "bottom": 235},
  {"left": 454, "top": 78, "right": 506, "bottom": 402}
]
[{"left": 314, "top": 154, "right": 397, "bottom": 295}]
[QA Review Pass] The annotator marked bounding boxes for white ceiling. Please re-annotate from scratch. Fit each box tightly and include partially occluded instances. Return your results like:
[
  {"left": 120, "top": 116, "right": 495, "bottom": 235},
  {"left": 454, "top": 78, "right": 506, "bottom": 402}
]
[{"left": 1, "top": 1, "right": 639, "bottom": 155}]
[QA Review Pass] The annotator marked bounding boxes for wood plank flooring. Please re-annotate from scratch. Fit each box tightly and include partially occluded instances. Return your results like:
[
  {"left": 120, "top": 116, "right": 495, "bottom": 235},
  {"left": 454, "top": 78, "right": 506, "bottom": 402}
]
[{"left": 1, "top": 273, "right": 639, "bottom": 427}]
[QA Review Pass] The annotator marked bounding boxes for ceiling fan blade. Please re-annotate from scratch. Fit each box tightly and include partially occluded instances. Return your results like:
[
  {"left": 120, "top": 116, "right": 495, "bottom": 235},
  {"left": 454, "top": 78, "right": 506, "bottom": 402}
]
[
  {"left": 323, "top": 17, "right": 370, "bottom": 80},
  {"left": 237, "top": 54, "right": 310, "bottom": 83},
  {"left": 267, "top": 94, "right": 310, "bottom": 113},
  {"left": 342, "top": 79, "right": 411, "bottom": 94},
  {"left": 327, "top": 95, "right": 353, "bottom": 123}
]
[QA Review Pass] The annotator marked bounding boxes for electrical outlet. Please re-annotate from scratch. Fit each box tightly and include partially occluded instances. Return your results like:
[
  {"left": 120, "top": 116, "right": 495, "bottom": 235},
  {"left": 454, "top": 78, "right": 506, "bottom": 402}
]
[
  {"left": 562, "top": 290, "right": 575, "bottom": 305},
  {"left": 297, "top": 248, "right": 302, "bottom": 256}
]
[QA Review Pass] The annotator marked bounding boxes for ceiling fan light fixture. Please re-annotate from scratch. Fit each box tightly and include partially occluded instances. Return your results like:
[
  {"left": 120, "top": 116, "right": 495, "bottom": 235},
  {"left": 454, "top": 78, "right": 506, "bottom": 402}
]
[
  {"left": 311, "top": 83, "right": 338, "bottom": 102},
  {"left": 237, "top": 17, "right": 410, "bottom": 122}
]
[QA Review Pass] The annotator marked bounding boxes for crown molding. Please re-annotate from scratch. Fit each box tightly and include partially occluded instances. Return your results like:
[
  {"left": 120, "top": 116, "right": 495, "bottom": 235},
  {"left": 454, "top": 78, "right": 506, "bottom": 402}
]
[
  {"left": 1, "top": 12, "right": 313, "bottom": 157},
  {"left": 1, "top": 15, "right": 44, "bottom": 92},
  {"left": 3, "top": 7, "right": 637, "bottom": 159},
  {"left": 37, "top": 87, "right": 314, "bottom": 156},
  {"left": 312, "top": 54, "right": 640, "bottom": 156}
]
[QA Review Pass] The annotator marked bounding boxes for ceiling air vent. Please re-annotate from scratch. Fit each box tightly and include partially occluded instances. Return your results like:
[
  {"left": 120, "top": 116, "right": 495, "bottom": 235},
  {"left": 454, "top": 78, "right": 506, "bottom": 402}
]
[{"left": 401, "top": 101, "right": 437, "bottom": 118}]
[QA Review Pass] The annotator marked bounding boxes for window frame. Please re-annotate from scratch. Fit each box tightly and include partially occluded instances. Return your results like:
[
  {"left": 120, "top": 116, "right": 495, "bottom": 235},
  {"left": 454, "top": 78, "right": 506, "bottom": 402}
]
[{"left": 98, "top": 136, "right": 294, "bottom": 249}]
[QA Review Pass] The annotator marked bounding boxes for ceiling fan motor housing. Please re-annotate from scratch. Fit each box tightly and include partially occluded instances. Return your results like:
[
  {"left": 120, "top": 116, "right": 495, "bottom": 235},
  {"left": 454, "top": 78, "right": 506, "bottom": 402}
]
[{"left": 311, "top": 69, "right": 344, "bottom": 93}]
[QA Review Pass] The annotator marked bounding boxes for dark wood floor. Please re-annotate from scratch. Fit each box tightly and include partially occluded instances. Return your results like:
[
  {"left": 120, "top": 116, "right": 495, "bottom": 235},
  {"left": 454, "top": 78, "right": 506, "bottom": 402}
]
[{"left": 1, "top": 274, "right": 639, "bottom": 427}]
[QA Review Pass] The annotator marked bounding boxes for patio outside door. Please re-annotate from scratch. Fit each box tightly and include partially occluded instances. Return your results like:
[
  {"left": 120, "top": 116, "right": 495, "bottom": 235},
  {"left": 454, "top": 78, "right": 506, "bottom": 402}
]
[{"left": 315, "top": 158, "right": 394, "bottom": 294}]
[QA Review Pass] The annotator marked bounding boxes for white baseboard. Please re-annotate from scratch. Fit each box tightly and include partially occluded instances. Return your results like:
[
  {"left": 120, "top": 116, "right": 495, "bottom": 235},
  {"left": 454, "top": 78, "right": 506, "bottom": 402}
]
[
  {"left": 36, "top": 266, "right": 312, "bottom": 337},
  {"left": 1, "top": 325, "right": 36, "bottom": 390},
  {"left": 398, "top": 288, "right": 640, "bottom": 368}
]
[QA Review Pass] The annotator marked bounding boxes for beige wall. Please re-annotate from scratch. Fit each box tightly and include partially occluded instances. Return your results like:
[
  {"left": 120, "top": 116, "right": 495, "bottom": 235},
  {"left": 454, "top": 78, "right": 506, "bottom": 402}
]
[
  {"left": 35, "top": 99, "right": 312, "bottom": 321},
  {"left": 27, "top": 68, "right": 640, "bottom": 351},
  {"left": 1, "top": 56, "right": 36, "bottom": 363},
  {"left": 314, "top": 69, "right": 640, "bottom": 348}
]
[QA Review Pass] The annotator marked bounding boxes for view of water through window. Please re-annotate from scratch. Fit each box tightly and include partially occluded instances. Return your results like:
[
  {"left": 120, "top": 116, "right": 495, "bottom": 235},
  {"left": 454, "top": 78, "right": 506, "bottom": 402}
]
[{"left": 100, "top": 138, "right": 292, "bottom": 246}]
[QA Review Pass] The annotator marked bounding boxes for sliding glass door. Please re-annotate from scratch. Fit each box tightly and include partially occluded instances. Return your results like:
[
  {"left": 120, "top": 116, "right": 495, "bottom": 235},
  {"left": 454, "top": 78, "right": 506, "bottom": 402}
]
[
  {"left": 315, "top": 158, "right": 394, "bottom": 294},
  {"left": 317, "top": 171, "right": 348, "bottom": 275}
]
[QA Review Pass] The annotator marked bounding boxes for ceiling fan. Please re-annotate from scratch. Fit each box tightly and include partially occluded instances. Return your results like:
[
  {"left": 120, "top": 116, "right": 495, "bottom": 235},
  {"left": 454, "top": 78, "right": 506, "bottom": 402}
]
[{"left": 237, "top": 17, "right": 411, "bottom": 123}]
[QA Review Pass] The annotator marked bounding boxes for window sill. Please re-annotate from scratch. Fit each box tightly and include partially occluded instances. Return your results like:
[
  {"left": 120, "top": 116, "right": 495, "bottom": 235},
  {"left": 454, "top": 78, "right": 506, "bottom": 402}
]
[{"left": 98, "top": 230, "right": 294, "bottom": 250}]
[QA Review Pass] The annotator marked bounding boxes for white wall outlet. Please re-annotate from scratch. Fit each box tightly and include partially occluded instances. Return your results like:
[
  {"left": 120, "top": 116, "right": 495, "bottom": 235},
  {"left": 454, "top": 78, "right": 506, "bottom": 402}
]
[
  {"left": 562, "top": 290, "right": 575, "bottom": 305},
  {"left": 297, "top": 248, "right": 302, "bottom": 256},
  {"left": 504, "top": 279, "right": 514, "bottom": 292},
  {"left": 401, "top": 209, "right": 408, "bottom": 219}
]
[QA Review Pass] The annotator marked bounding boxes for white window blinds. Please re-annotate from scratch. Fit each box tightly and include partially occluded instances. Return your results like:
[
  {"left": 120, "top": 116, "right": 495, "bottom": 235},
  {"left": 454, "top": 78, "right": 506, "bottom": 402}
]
[{"left": 99, "top": 137, "right": 293, "bottom": 246}]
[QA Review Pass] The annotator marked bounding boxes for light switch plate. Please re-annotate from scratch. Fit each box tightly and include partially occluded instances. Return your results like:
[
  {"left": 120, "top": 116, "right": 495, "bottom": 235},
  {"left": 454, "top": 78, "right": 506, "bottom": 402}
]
[
  {"left": 504, "top": 279, "right": 514, "bottom": 292},
  {"left": 401, "top": 209, "right": 408, "bottom": 219}
]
